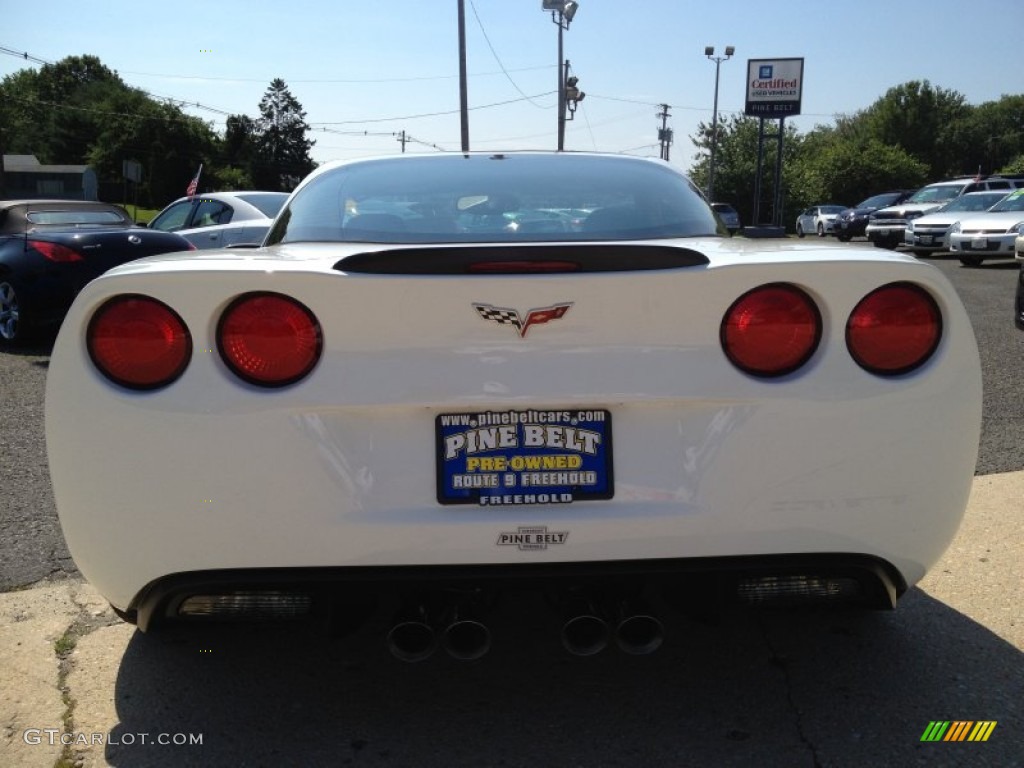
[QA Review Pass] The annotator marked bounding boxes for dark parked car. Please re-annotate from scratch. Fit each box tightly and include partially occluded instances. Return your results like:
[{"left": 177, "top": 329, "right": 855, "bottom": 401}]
[
  {"left": 711, "top": 203, "right": 740, "bottom": 233},
  {"left": 148, "top": 191, "right": 289, "bottom": 249},
  {"left": 833, "top": 190, "right": 917, "bottom": 242},
  {"left": 0, "top": 200, "right": 193, "bottom": 344}
]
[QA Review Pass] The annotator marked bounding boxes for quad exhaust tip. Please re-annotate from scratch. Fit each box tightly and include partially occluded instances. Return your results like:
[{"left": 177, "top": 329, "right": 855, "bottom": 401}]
[
  {"left": 387, "top": 592, "right": 665, "bottom": 661},
  {"left": 387, "top": 596, "right": 492, "bottom": 662},
  {"left": 560, "top": 594, "right": 664, "bottom": 657}
]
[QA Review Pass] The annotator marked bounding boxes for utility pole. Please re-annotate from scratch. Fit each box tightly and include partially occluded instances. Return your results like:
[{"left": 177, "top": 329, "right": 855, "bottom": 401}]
[
  {"left": 457, "top": 0, "right": 470, "bottom": 152},
  {"left": 543, "top": 2, "right": 579, "bottom": 151},
  {"left": 656, "top": 104, "right": 673, "bottom": 161},
  {"left": 397, "top": 131, "right": 408, "bottom": 153}
]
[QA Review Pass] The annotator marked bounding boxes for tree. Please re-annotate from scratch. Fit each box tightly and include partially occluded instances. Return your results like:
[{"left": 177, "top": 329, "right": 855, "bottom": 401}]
[
  {"left": 0, "top": 55, "right": 218, "bottom": 206},
  {"left": 790, "top": 136, "right": 928, "bottom": 209},
  {"left": 945, "top": 95, "right": 1024, "bottom": 177},
  {"left": 857, "top": 80, "right": 969, "bottom": 179},
  {"left": 253, "top": 79, "right": 315, "bottom": 191}
]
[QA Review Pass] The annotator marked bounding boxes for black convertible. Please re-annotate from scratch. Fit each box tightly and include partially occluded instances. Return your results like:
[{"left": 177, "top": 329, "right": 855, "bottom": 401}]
[{"left": 0, "top": 200, "right": 193, "bottom": 344}]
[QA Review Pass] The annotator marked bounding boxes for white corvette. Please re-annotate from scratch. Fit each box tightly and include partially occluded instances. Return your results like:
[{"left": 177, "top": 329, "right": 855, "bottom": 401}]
[{"left": 46, "top": 153, "right": 982, "bottom": 659}]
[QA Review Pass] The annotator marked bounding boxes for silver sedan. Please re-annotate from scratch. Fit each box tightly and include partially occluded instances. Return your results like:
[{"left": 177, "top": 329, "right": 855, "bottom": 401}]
[
  {"left": 148, "top": 191, "right": 289, "bottom": 249},
  {"left": 795, "top": 205, "right": 845, "bottom": 237}
]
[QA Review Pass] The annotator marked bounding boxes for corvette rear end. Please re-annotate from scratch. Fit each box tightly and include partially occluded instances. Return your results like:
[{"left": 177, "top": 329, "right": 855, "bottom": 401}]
[{"left": 46, "top": 154, "right": 981, "bottom": 658}]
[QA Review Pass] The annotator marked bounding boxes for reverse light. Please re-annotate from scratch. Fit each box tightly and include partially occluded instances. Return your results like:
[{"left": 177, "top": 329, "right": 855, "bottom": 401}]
[
  {"left": 217, "top": 292, "right": 322, "bottom": 387},
  {"left": 721, "top": 283, "right": 822, "bottom": 377},
  {"left": 31, "top": 240, "right": 83, "bottom": 262},
  {"left": 846, "top": 282, "right": 942, "bottom": 376},
  {"left": 87, "top": 295, "right": 191, "bottom": 389},
  {"left": 178, "top": 592, "right": 312, "bottom": 619}
]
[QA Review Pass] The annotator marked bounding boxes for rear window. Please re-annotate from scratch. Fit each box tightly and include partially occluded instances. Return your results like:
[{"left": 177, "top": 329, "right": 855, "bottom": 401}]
[
  {"left": 235, "top": 193, "right": 289, "bottom": 218},
  {"left": 267, "top": 154, "right": 721, "bottom": 245},
  {"left": 26, "top": 210, "right": 129, "bottom": 226}
]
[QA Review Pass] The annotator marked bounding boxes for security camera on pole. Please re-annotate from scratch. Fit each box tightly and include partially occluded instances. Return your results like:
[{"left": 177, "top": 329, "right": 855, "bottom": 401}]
[{"left": 542, "top": 1, "right": 580, "bottom": 151}]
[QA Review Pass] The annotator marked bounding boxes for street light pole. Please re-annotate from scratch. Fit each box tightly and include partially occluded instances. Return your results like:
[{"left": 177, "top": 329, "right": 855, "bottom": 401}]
[
  {"left": 543, "top": 1, "right": 578, "bottom": 151},
  {"left": 705, "top": 45, "right": 734, "bottom": 202}
]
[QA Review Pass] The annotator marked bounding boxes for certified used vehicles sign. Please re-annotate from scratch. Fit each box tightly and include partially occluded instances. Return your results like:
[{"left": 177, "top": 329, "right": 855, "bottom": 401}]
[{"left": 436, "top": 409, "right": 614, "bottom": 505}]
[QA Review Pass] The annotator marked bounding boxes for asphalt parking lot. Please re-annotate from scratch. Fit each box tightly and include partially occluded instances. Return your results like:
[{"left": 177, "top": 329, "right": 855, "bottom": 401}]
[{"left": 1, "top": 249, "right": 1021, "bottom": 767}]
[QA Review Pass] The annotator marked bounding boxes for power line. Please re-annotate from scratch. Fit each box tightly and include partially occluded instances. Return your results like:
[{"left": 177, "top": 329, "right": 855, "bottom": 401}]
[
  {"left": 468, "top": 0, "right": 550, "bottom": 109},
  {"left": 308, "top": 92, "right": 555, "bottom": 126},
  {"left": 4, "top": 93, "right": 205, "bottom": 123}
]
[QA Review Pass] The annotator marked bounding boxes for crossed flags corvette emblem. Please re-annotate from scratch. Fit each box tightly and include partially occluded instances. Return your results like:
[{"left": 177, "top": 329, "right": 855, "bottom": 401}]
[{"left": 473, "top": 302, "right": 573, "bottom": 338}]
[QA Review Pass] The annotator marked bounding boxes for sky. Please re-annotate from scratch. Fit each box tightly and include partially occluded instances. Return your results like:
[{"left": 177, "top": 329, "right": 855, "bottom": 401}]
[{"left": 2, "top": 0, "right": 1022, "bottom": 175}]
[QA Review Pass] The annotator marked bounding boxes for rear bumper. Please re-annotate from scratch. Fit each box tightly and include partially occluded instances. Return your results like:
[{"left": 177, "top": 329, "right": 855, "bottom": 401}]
[
  {"left": 948, "top": 234, "right": 1015, "bottom": 255},
  {"left": 46, "top": 254, "right": 982, "bottom": 615},
  {"left": 129, "top": 554, "right": 907, "bottom": 630}
]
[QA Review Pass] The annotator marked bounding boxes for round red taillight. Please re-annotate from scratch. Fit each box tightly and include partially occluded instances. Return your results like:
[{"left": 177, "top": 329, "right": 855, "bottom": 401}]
[
  {"left": 87, "top": 295, "right": 191, "bottom": 390},
  {"left": 721, "top": 283, "right": 822, "bottom": 377},
  {"left": 847, "top": 282, "right": 941, "bottom": 376},
  {"left": 217, "top": 292, "right": 322, "bottom": 387}
]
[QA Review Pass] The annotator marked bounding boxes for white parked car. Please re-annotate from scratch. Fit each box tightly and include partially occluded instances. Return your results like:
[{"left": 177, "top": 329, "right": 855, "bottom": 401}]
[
  {"left": 148, "top": 191, "right": 289, "bottom": 249},
  {"left": 795, "top": 205, "right": 845, "bottom": 237},
  {"left": 948, "top": 189, "right": 1024, "bottom": 266},
  {"left": 46, "top": 153, "right": 981, "bottom": 661},
  {"left": 904, "top": 191, "right": 1008, "bottom": 255}
]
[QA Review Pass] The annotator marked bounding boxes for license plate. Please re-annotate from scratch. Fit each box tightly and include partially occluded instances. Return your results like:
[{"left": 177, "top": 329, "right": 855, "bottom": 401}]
[
  {"left": 971, "top": 237, "right": 988, "bottom": 250},
  {"left": 436, "top": 409, "right": 613, "bottom": 505},
  {"left": 919, "top": 235, "right": 933, "bottom": 245}
]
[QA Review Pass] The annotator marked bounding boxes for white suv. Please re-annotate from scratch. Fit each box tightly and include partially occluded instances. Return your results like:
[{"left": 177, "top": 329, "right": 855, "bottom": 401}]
[{"left": 866, "top": 177, "right": 1020, "bottom": 249}]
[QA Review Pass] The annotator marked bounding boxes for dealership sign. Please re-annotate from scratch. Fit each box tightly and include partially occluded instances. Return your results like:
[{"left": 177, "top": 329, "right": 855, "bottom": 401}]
[{"left": 745, "top": 58, "right": 804, "bottom": 117}]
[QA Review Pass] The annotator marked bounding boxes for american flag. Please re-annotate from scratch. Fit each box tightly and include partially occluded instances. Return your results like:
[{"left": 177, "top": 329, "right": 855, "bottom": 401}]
[{"left": 186, "top": 164, "right": 203, "bottom": 197}]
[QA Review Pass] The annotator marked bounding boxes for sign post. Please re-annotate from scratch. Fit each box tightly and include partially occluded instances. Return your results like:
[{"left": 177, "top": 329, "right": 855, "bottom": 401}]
[
  {"left": 744, "top": 58, "right": 803, "bottom": 232},
  {"left": 122, "top": 160, "right": 143, "bottom": 223}
]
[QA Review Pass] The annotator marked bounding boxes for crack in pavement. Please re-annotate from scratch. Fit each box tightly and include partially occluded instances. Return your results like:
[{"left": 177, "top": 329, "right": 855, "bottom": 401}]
[{"left": 758, "top": 614, "right": 824, "bottom": 768}]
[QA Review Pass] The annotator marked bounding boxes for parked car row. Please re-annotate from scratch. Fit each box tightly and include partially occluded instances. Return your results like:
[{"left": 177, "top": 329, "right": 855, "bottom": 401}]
[
  {"left": 865, "top": 177, "right": 1021, "bottom": 253},
  {"left": 825, "top": 176, "right": 1024, "bottom": 267}
]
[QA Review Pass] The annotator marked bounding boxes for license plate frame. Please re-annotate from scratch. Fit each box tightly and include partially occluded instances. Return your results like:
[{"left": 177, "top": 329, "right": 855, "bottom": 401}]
[{"left": 436, "top": 409, "right": 614, "bottom": 506}]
